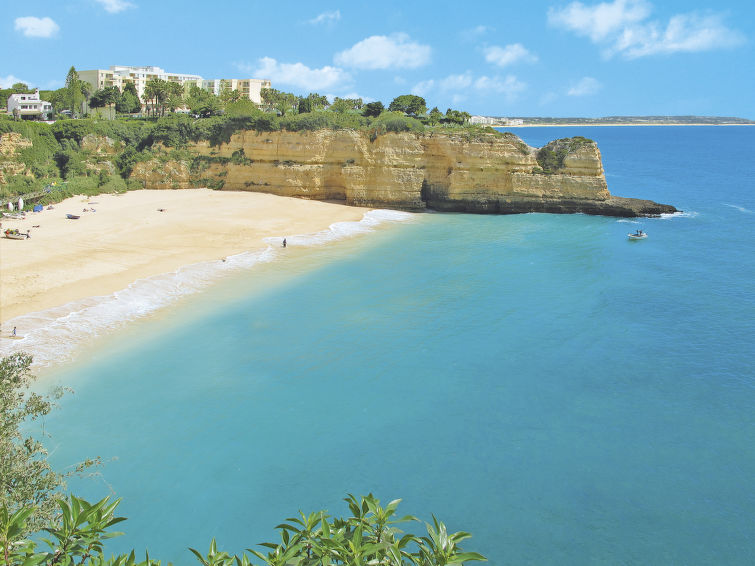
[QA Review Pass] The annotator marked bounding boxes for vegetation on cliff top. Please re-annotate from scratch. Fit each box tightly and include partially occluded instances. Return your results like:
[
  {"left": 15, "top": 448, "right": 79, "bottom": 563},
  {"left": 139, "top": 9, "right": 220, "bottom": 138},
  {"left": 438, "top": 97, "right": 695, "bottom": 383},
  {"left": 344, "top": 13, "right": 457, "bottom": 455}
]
[
  {"left": 535, "top": 136, "right": 595, "bottom": 174},
  {"left": 1, "top": 353, "right": 485, "bottom": 566},
  {"left": 1, "top": 69, "right": 582, "bottom": 203}
]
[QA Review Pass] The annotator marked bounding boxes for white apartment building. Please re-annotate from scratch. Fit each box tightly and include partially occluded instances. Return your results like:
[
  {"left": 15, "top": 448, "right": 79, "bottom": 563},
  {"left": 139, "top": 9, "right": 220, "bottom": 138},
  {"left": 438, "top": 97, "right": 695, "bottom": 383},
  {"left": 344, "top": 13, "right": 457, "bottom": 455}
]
[
  {"left": 202, "top": 78, "right": 272, "bottom": 104},
  {"left": 78, "top": 66, "right": 271, "bottom": 104},
  {"left": 6, "top": 89, "right": 52, "bottom": 119}
]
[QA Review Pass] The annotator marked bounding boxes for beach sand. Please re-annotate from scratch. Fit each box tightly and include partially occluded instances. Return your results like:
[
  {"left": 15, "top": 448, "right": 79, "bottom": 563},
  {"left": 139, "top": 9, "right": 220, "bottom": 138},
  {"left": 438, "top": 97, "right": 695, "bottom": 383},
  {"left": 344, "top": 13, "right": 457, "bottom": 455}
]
[{"left": 0, "top": 189, "right": 366, "bottom": 325}]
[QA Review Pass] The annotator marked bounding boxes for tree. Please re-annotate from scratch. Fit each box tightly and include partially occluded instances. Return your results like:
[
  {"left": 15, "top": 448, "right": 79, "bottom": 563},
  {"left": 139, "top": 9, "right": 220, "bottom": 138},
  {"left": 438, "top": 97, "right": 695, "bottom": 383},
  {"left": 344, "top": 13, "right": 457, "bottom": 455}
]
[
  {"left": 260, "top": 88, "right": 299, "bottom": 116},
  {"left": 166, "top": 81, "right": 185, "bottom": 113},
  {"left": 11, "top": 82, "right": 29, "bottom": 92},
  {"left": 143, "top": 78, "right": 177, "bottom": 117},
  {"left": 388, "top": 94, "right": 427, "bottom": 118},
  {"left": 219, "top": 85, "right": 242, "bottom": 106},
  {"left": 89, "top": 86, "right": 120, "bottom": 109},
  {"left": 116, "top": 82, "right": 142, "bottom": 114},
  {"left": 65, "top": 66, "right": 85, "bottom": 117},
  {"left": 443, "top": 108, "right": 471, "bottom": 125},
  {"left": 80, "top": 80, "right": 92, "bottom": 115},
  {"left": 116, "top": 90, "right": 141, "bottom": 114},
  {"left": 297, "top": 93, "right": 329, "bottom": 114},
  {"left": 186, "top": 85, "right": 221, "bottom": 118},
  {"left": 330, "top": 97, "right": 363, "bottom": 113},
  {"left": 0, "top": 353, "right": 66, "bottom": 532},
  {"left": 428, "top": 106, "right": 443, "bottom": 125},
  {"left": 362, "top": 101, "right": 384, "bottom": 118},
  {"left": 224, "top": 99, "right": 260, "bottom": 118}
]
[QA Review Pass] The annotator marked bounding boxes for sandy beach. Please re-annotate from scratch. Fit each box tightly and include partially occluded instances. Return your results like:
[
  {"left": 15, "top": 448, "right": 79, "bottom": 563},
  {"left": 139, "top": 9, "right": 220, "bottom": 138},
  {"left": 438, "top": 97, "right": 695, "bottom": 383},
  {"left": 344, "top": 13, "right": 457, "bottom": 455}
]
[{"left": 0, "top": 189, "right": 366, "bottom": 325}]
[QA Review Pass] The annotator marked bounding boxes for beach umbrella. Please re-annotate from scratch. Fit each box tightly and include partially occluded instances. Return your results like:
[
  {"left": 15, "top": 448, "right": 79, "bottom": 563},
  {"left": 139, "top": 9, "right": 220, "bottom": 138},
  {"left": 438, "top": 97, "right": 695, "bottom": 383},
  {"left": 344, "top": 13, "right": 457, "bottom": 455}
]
[
  {"left": 8, "top": 202, "right": 13, "bottom": 211},
  {"left": 18, "top": 197, "right": 23, "bottom": 210}
]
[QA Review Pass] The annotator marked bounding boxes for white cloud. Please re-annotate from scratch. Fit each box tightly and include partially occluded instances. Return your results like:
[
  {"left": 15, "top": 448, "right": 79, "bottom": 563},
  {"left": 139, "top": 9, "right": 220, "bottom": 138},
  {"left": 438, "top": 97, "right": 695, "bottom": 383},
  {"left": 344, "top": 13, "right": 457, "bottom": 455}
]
[
  {"left": 613, "top": 13, "right": 746, "bottom": 58},
  {"left": 484, "top": 43, "right": 538, "bottom": 67},
  {"left": 548, "top": 0, "right": 745, "bottom": 58},
  {"left": 94, "top": 0, "right": 136, "bottom": 13},
  {"left": 567, "top": 76, "right": 602, "bottom": 96},
  {"left": 242, "top": 58, "right": 351, "bottom": 92},
  {"left": 474, "top": 75, "right": 527, "bottom": 96},
  {"left": 548, "top": 0, "right": 650, "bottom": 41},
  {"left": 334, "top": 33, "right": 431, "bottom": 70},
  {"left": 411, "top": 79, "right": 435, "bottom": 97},
  {"left": 0, "top": 75, "right": 29, "bottom": 88},
  {"left": 412, "top": 72, "right": 526, "bottom": 101},
  {"left": 460, "top": 25, "right": 493, "bottom": 41},
  {"left": 14, "top": 16, "right": 59, "bottom": 38},
  {"left": 309, "top": 10, "right": 340, "bottom": 25}
]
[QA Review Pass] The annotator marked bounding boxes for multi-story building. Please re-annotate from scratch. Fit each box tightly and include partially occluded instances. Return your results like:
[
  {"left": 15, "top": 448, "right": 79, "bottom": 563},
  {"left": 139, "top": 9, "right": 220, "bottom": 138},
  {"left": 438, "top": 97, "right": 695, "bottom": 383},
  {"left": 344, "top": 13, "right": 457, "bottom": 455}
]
[
  {"left": 201, "top": 78, "right": 272, "bottom": 104},
  {"left": 6, "top": 89, "right": 52, "bottom": 120},
  {"left": 78, "top": 66, "right": 271, "bottom": 104}
]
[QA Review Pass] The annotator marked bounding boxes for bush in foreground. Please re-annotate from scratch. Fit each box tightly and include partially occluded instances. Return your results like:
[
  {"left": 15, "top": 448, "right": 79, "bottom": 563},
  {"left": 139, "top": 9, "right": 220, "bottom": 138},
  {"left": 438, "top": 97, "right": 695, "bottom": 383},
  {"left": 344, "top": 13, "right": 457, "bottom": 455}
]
[{"left": 0, "top": 493, "right": 486, "bottom": 566}]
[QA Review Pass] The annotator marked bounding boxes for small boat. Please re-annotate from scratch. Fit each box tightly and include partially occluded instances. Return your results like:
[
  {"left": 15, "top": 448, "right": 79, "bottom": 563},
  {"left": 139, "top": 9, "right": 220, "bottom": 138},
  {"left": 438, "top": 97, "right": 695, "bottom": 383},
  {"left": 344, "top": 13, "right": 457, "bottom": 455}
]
[
  {"left": 2, "top": 212, "right": 24, "bottom": 219},
  {"left": 4, "top": 229, "right": 27, "bottom": 240},
  {"left": 66, "top": 214, "right": 80, "bottom": 219},
  {"left": 628, "top": 229, "right": 647, "bottom": 240}
]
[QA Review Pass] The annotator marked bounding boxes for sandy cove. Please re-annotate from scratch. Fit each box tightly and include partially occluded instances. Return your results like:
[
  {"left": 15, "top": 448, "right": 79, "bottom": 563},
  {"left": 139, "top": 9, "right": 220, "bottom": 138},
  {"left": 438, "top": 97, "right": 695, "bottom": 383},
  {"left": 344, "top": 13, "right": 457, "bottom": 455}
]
[{"left": 0, "top": 189, "right": 366, "bottom": 325}]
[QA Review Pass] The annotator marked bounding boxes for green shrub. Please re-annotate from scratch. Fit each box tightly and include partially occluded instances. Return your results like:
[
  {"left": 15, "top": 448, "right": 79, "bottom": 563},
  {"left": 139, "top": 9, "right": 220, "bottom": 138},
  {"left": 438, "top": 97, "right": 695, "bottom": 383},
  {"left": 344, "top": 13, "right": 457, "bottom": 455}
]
[{"left": 536, "top": 136, "right": 594, "bottom": 174}]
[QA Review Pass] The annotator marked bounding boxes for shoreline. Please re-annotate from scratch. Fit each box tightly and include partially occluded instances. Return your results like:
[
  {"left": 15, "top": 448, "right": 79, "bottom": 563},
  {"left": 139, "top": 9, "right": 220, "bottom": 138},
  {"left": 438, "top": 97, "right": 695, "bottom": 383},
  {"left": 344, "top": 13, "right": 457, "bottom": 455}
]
[
  {"left": 501, "top": 123, "right": 755, "bottom": 127},
  {"left": 0, "top": 189, "right": 411, "bottom": 366}
]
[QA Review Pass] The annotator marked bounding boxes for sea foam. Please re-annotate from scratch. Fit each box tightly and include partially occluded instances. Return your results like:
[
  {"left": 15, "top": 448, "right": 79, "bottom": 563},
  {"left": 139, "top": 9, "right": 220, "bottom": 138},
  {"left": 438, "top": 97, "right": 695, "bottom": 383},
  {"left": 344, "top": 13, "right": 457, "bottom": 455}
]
[
  {"left": 0, "top": 209, "right": 414, "bottom": 368},
  {"left": 723, "top": 203, "right": 753, "bottom": 214}
]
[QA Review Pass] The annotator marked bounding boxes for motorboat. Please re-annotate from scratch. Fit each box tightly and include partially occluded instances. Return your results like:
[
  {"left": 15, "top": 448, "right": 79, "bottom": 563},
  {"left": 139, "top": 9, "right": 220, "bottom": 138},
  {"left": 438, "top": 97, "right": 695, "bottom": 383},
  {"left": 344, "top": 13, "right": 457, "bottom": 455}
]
[{"left": 628, "top": 229, "right": 647, "bottom": 240}]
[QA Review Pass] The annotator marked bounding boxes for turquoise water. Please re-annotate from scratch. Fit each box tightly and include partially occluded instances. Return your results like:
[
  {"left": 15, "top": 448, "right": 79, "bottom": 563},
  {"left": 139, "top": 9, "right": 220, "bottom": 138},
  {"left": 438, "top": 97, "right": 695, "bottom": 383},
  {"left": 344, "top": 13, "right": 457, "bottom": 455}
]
[{"left": 43, "top": 127, "right": 754, "bottom": 564}]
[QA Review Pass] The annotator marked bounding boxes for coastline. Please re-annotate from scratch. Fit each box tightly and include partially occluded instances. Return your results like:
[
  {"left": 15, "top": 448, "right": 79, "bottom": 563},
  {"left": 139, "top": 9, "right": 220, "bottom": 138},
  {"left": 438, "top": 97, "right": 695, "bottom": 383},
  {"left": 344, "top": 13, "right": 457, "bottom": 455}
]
[
  {"left": 0, "top": 189, "right": 411, "bottom": 366},
  {"left": 502, "top": 123, "right": 755, "bottom": 127}
]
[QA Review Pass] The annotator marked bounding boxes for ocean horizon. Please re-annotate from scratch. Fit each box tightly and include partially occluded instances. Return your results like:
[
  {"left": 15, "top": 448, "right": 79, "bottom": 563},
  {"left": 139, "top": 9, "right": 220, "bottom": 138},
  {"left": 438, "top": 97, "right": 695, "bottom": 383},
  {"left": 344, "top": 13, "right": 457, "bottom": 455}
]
[{"left": 26, "top": 126, "right": 755, "bottom": 564}]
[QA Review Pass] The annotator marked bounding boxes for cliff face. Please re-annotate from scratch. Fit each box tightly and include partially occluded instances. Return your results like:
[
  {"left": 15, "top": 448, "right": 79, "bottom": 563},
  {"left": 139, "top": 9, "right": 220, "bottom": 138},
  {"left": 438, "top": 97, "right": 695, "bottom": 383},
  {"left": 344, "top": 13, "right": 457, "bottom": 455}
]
[
  {"left": 0, "top": 127, "right": 674, "bottom": 217},
  {"left": 131, "top": 130, "right": 674, "bottom": 217},
  {"left": 0, "top": 132, "right": 34, "bottom": 184}
]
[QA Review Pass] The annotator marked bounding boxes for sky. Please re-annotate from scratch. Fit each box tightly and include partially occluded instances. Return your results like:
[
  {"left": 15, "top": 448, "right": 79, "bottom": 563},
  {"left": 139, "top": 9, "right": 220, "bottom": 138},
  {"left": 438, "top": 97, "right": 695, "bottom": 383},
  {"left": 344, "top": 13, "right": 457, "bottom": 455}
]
[{"left": 2, "top": 0, "right": 754, "bottom": 118}]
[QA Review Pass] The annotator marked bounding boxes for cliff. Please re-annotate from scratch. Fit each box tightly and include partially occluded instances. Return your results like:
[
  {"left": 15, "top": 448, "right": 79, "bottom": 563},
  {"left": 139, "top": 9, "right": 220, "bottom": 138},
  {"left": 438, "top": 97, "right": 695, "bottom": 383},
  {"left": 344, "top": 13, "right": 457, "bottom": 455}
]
[{"left": 131, "top": 130, "right": 676, "bottom": 217}]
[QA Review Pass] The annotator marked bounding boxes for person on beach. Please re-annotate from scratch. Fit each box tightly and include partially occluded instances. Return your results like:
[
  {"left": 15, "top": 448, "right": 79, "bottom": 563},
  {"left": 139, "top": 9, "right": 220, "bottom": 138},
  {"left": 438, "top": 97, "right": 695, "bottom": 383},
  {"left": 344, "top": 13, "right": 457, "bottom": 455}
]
[
  {"left": 282, "top": 238, "right": 287, "bottom": 248},
  {"left": 12, "top": 327, "right": 16, "bottom": 336}
]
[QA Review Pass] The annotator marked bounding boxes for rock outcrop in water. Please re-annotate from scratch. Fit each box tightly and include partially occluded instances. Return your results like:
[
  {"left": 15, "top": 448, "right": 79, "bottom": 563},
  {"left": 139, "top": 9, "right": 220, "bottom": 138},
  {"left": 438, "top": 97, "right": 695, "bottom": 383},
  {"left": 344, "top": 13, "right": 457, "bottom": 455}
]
[{"left": 131, "top": 130, "right": 675, "bottom": 217}]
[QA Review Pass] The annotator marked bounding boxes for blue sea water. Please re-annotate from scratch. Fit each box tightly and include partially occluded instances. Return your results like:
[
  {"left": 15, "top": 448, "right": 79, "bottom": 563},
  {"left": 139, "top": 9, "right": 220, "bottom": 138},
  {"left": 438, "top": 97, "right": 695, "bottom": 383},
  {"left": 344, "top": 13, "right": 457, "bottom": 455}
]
[{"left": 40, "top": 126, "right": 754, "bottom": 565}]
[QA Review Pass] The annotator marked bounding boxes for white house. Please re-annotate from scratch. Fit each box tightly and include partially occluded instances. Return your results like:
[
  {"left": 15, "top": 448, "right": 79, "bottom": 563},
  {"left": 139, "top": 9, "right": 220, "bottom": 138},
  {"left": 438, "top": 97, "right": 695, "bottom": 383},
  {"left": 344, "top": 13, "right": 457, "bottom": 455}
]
[{"left": 7, "top": 89, "right": 52, "bottom": 120}]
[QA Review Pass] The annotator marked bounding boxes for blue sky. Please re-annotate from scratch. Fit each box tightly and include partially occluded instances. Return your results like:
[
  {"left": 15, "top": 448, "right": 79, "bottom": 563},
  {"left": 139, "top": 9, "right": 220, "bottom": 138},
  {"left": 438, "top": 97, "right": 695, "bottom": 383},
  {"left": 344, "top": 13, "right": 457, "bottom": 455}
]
[{"left": 3, "top": 0, "right": 754, "bottom": 117}]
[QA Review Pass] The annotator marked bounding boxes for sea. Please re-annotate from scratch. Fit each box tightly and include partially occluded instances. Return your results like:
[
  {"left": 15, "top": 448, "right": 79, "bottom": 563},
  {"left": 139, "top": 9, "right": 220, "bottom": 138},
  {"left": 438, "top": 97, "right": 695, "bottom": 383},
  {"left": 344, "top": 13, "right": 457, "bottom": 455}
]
[{"left": 16, "top": 126, "right": 755, "bottom": 565}]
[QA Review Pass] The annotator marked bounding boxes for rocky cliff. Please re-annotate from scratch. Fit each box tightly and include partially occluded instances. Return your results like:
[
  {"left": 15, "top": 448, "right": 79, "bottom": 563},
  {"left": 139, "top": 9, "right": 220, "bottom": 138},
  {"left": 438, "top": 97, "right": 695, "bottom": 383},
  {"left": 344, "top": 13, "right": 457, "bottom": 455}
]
[{"left": 131, "top": 129, "right": 675, "bottom": 217}]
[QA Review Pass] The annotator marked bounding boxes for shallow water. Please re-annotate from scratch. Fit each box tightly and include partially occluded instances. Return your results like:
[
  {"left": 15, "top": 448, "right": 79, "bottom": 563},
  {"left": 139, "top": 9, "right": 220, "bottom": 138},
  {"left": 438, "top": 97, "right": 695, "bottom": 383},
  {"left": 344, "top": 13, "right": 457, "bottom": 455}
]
[{"left": 39, "top": 126, "right": 755, "bottom": 564}]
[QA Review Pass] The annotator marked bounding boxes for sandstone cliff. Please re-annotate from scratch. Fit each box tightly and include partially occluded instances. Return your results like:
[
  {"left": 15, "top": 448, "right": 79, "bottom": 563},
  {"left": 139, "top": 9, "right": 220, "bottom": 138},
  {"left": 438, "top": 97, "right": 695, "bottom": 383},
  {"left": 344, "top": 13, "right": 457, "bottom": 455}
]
[
  {"left": 131, "top": 130, "right": 675, "bottom": 217},
  {"left": 0, "top": 132, "right": 34, "bottom": 184}
]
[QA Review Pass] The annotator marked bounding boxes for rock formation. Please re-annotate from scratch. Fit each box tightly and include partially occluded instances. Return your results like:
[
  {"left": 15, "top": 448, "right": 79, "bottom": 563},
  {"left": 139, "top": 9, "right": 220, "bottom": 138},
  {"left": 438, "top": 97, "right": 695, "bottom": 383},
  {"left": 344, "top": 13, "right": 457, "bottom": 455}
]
[{"left": 131, "top": 130, "right": 676, "bottom": 217}]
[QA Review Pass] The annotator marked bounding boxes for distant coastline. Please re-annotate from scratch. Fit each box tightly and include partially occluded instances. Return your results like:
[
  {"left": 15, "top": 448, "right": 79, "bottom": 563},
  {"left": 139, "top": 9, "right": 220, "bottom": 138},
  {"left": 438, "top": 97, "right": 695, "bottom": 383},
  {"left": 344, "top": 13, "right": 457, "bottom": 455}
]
[
  {"left": 506, "top": 122, "right": 755, "bottom": 127},
  {"left": 471, "top": 115, "right": 755, "bottom": 127}
]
